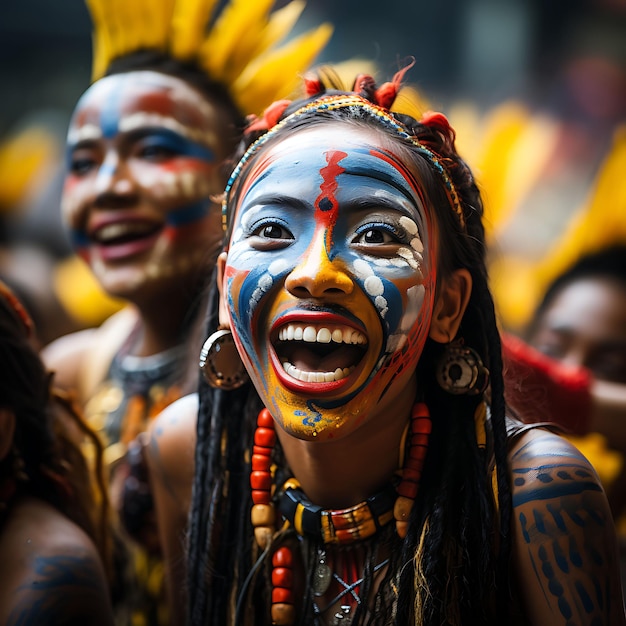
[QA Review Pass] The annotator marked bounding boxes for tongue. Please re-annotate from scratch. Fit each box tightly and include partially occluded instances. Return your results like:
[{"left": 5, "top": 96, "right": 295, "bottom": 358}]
[{"left": 290, "top": 344, "right": 361, "bottom": 373}]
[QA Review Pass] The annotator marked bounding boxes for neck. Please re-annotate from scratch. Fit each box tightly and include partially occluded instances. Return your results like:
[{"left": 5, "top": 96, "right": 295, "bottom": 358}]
[
  {"left": 130, "top": 292, "right": 200, "bottom": 357},
  {"left": 276, "top": 386, "right": 415, "bottom": 509}
]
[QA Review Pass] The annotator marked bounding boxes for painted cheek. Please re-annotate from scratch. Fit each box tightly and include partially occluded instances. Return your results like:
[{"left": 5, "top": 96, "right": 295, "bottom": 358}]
[
  {"left": 61, "top": 179, "right": 92, "bottom": 253},
  {"left": 224, "top": 266, "right": 275, "bottom": 391},
  {"left": 136, "top": 160, "right": 213, "bottom": 202}
]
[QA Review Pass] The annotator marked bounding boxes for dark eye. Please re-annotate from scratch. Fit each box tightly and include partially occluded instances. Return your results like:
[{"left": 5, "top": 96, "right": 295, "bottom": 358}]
[
  {"left": 69, "top": 149, "right": 98, "bottom": 176},
  {"left": 354, "top": 227, "right": 397, "bottom": 245},
  {"left": 260, "top": 224, "right": 288, "bottom": 239},
  {"left": 249, "top": 220, "right": 293, "bottom": 250},
  {"left": 363, "top": 229, "right": 389, "bottom": 244},
  {"left": 70, "top": 157, "right": 96, "bottom": 175}
]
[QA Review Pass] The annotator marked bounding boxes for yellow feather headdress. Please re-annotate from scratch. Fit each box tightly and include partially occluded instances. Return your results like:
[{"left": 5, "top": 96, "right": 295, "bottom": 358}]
[
  {"left": 86, "top": 0, "right": 332, "bottom": 116},
  {"left": 452, "top": 98, "right": 626, "bottom": 331}
]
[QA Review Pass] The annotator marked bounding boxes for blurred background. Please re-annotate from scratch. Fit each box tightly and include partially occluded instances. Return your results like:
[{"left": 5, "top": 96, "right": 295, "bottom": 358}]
[{"left": 0, "top": 0, "right": 625, "bottom": 341}]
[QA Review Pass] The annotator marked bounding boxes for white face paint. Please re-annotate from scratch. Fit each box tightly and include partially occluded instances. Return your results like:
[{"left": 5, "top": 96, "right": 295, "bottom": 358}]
[
  {"left": 222, "top": 125, "right": 440, "bottom": 441},
  {"left": 63, "top": 71, "right": 228, "bottom": 302}
]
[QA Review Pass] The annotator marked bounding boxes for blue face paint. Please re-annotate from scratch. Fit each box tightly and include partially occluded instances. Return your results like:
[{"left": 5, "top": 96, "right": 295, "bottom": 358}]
[
  {"left": 165, "top": 200, "right": 211, "bottom": 227},
  {"left": 223, "top": 126, "right": 437, "bottom": 440},
  {"left": 61, "top": 70, "right": 226, "bottom": 300},
  {"left": 136, "top": 128, "right": 215, "bottom": 162}
]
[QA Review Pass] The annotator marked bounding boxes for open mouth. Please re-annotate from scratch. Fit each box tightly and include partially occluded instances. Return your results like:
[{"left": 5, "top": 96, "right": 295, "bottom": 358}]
[
  {"left": 273, "top": 322, "right": 368, "bottom": 385},
  {"left": 89, "top": 219, "right": 164, "bottom": 261},
  {"left": 92, "top": 221, "right": 162, "bottom": 246}
]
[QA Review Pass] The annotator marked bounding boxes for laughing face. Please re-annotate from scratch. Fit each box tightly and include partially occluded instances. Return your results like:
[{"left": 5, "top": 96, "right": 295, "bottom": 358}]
[
  {"left": 62, "top": 71, "right": 227, "bottom": 302},
  {"left": 221, "top": 124, "right": 439, "bottom": 440}
]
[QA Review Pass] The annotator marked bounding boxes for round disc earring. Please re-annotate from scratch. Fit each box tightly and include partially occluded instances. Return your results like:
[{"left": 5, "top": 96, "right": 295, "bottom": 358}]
[
  {"left": 436, "top": 340, "right": 489, "bottom": 395},
  {"left": 199, "top": 328, "right": 249, "bottom": 390}
]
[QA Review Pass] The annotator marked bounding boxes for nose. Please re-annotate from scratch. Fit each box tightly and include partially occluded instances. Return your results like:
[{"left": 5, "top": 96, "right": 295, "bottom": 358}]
[
  {"left": 94, "top": 152, "right": 135, "bottom": 200},
  {"left": 284, "top": 232, "right": 354, "bottom": 298}
]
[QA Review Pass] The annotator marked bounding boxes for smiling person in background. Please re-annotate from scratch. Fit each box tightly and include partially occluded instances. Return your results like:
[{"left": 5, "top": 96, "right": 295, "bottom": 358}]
[{"left": 42, "top": 1, "right": 331, "bottom": 623}]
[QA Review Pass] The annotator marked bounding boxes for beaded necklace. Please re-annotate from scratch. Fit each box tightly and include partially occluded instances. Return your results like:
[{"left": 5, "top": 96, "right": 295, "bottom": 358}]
[{"left": 249, "top": 403, "right": 432, "bottom": 625}]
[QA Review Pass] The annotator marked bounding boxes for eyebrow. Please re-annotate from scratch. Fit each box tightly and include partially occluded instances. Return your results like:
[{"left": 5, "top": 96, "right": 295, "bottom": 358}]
[
  {"left": 348, "top": 188, "right": 421, "bottom": 217},
  {"left": 119, "top": 112, "right": 217, "bottom": 149},
  {"left": 67, "top": 124, "right": 102, "bottom": 146},
  {"left": 240, "top": 194, "right": 310, "bottom": 213}
]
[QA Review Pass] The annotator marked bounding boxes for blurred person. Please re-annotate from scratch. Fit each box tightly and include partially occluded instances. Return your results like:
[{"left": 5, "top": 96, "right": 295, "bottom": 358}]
[
  {"left": 499, "top": 244, "right": 626, "bottom": 594},
  {"left": 0, "top": 279, "right": 113, "bottom": 625},
  {"left": 450, "top": 11, "right": 626, "bottom": 332},
  {"left": 525, "top": 244, "right": 626, "bottom": 516},
  {"left": 41, "top": 0, "right": 331, "bottom": 623}
]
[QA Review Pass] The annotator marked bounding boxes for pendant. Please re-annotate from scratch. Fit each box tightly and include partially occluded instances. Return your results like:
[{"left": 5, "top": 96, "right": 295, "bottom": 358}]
[
  {"left": 312, "top": 550, "right": 332, "bottom": 597},
  {"left": 331, "top": 605, "right": 352, "bottom": 625}
]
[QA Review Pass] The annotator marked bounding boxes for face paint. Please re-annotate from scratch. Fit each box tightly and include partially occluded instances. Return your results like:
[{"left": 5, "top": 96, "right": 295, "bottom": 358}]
[
  {"left": 62, "top": 71, "right": 226, "bottom": 300},
  {"left": 223, "top": 125, "right": 439, "bottom": 441}
]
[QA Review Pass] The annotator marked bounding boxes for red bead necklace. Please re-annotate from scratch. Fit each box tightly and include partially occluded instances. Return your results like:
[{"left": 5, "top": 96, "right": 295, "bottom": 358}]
[{"left": 249, "top": 402, "right": 432, "bottom": 625}]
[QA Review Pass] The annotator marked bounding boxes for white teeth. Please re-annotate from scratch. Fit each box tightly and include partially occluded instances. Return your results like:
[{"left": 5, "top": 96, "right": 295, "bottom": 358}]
[
  {"left": 282, "top": 362, "right": 354, "bottom": 382},
  {"left": 95, "top": 222, "right": 156, "bottom": 242},
  {"left": 316, "top": 328, "right": 331, "bottom": 343},
  {"left": 278, "top": 324, "right": 367, "bottom": 346}
]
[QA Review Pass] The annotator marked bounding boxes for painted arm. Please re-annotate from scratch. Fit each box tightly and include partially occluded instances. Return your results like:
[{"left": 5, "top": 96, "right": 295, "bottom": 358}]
[
  {"left": 510, "top": 427, "right": 625, "bottom": 625},
  {"left": 1, "top": 525, "right": 114, "bottom": 626}
]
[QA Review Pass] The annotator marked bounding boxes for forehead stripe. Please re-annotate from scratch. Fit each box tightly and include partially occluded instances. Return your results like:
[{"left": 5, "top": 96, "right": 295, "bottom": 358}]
[{"left": 223, "top": 94, "right": 465, "bottom": 231}]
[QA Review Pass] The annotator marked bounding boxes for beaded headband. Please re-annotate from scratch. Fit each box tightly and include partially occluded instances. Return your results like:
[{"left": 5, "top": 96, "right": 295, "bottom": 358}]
[{"left": 221, "top": 94, "right": 466, "bottom": 231}]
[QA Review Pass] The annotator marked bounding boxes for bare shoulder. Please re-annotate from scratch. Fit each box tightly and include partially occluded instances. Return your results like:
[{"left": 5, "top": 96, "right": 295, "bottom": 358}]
[
  {"left": 146, "top": 392, "right": 198, "bottom": 502},
  {"left": 40, "top": 326, "right": 97, "bottom": 390},
  {"left": 148, "top": 392, "right": 198, "bottom": 463},
  {"left": 41, "top": 306, "right": 138, "bottom": 400},
  {"left": 0, "top": 499, "right": 113, "bottom": 626},
  {"left": 508, "top": 427, "right": 625, "bottom": 625}
]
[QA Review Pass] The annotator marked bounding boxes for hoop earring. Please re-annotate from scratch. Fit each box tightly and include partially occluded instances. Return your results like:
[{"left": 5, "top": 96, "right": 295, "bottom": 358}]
[
  {"left": 199, "top": 328, "right": 248, "bottom": 390},
  {"left": 436, "top": 339, "right": 489, "bottom": 395}
]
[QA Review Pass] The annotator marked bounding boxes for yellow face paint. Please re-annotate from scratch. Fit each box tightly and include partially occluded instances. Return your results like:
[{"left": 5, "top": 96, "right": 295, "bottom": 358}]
[{"left": 223, "top": 125, "right": 438, "bottom": 441}]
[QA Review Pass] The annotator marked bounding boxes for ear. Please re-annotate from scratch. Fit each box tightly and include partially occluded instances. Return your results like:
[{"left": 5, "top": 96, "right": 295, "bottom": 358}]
[
  {"left": 216, "top": 251, "right": 231, "bottom": 329},
  {"left": 0, "top": 408, "right": 16, "bottom": 462},
  {"left": 429, "top": 268, "right": 472, "bottom": 343}
]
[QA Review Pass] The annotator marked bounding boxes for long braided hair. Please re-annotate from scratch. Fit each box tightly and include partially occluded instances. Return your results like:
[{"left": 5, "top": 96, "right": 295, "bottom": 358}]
[
  {"left": 186, "top": 69, "right": 512, "bottom": 625},
  {"left": 0, "top": 281, "right": 112, "bottom": 576}
]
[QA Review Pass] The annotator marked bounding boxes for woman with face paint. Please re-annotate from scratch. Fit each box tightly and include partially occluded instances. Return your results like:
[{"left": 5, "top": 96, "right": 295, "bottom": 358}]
[
  {"left": 41, "top": 0, "right": 331, "bottom": 623},
  {"left": 182, "top": 70, "right": 625, "bottom": 625}
]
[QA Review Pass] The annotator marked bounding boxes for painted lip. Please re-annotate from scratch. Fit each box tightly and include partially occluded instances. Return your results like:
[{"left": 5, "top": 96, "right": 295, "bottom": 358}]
[
  {"left": 87, "top": 213, "right": 164, "bottom": 262},
  {"left": 269, "top": 310, "right": 370, "bottom": 395}
]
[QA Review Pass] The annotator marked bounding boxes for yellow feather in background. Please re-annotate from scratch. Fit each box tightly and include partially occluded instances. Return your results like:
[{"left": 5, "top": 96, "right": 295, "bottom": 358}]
[
  {"left": 86, "top": 0, "right": 111, "bottom": 79},
  {"left": 534, "top": 124, "right": 626, "bottom": 291},
  {"left": 86, "top": 0, "right": 331, "bottom": 117},
  {"left": 141, "top": 0, "right": 176, "bottom": 53},
  {"left": 199, "top": 0, "right": 275, "bottom": 81},
  {"left": 470, "top": 102, "right": 532, "bottom": 241},
  {"left": 256, "top": 0, "right": 306, "bottom": 55},
  {"left": 392, "top": 85, "right": 430, "bottom": 122},
  {"left": 487, "top": 122, "right": 626, "bottom": 331},
  {"left": 232, "top": 23, "right": 333, "bottom": 115},
  {"left": 170, "top": 0, "right": 220, "bottom": 60}
]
